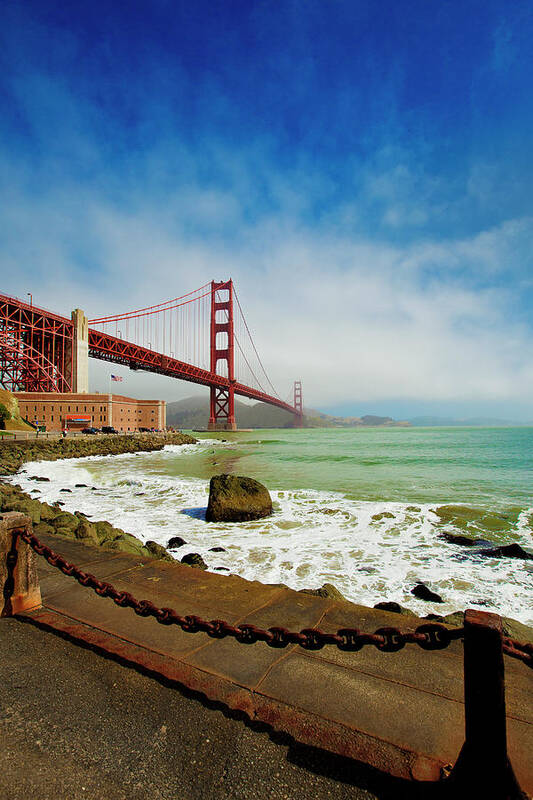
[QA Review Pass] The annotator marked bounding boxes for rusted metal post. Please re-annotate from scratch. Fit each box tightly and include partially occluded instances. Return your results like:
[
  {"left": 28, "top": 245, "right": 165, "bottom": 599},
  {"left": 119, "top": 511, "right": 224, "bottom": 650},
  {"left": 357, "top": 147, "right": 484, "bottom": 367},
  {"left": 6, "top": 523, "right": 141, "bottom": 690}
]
[
  {"left": 0, "top": 512, "right": 41, "bottom": 616},
  {"left": 449, "top": 609, "right": 526, "bottom": 799}
]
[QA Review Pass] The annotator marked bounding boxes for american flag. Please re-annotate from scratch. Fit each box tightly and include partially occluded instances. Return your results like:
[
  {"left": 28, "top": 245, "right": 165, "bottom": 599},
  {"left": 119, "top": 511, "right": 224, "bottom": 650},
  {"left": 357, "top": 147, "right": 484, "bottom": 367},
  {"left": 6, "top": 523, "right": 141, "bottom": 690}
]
[{"left": 110, "top": 374, "right": 123, "bottom": 382}]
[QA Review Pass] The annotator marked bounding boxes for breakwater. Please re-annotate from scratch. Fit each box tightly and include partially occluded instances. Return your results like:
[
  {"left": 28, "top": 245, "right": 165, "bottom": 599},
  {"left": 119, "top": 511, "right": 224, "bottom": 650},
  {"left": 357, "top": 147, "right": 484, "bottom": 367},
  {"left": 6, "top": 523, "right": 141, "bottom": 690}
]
[{"left": 0, "top": 432, "right": 197, "bottom": 561}]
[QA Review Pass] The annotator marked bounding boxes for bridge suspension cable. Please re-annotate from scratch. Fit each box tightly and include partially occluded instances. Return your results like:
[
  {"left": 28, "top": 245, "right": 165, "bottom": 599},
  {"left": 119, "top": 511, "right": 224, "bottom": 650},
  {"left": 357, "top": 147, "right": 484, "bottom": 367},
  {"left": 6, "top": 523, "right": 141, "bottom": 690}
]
[
  {"left": 233, "top": 287, "right": 281, "bottom": 400},
  {"left": 88, "top": 282, "right": 212, "bottom": 324},
  {"left": 87, "top": 280, "right": 285, "bottom": 405}
]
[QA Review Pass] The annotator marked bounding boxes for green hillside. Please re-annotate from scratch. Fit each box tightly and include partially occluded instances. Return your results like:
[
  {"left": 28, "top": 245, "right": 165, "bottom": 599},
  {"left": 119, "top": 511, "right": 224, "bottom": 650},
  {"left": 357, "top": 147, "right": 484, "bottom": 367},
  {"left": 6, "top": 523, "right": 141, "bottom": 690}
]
[
  {"left": 166, "top": 395, "right": 409, "bottom": 429},
  {"left": 166, "top": 396, "right": 296, "bottom": 429}
]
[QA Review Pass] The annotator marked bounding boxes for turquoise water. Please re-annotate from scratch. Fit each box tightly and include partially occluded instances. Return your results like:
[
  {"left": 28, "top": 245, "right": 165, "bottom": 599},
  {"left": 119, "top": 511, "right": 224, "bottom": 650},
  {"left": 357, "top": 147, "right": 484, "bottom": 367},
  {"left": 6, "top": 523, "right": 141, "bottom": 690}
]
[
  {"left": 178, "top": 426, "right": 533, "bottom": 508},
  {"left": 14, "top": 426, "right": 533, "bottom": 625}
]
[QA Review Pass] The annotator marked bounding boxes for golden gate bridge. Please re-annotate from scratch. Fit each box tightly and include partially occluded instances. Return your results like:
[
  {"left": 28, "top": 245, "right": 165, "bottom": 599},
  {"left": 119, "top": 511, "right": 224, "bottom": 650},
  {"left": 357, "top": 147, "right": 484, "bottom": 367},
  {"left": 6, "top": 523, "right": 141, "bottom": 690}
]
[{"left": 0, "top": 280, "right": 303, "bottom": 430}]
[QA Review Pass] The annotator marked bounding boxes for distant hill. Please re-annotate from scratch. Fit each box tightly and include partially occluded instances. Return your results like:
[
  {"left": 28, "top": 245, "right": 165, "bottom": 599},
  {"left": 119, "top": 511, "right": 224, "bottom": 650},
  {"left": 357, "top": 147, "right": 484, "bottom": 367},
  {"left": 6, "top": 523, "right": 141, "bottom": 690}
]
[
  {"left": 166, "top": 396, "right": 410, "bottom": 429},
  {"left": 307, "top": 410, "right": 410, "bottom": 428},
  {"left": 408, "top": 416, "right": 532, "bottom": 427}
]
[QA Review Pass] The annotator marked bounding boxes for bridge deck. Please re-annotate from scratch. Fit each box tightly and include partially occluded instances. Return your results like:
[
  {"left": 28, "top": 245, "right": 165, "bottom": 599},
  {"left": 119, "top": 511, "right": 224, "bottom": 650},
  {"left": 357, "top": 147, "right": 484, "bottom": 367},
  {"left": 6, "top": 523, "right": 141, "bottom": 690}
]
[{"left": 21, "top": 532, "right": 532, "bottom": 792}]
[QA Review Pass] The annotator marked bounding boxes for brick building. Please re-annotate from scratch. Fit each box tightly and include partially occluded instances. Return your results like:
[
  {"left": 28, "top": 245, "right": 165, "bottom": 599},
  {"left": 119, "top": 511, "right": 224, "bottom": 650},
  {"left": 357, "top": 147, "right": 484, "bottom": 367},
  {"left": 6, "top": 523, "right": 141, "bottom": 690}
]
[{"left": 15, "top": 393, "right": 165, "bottom": 433}]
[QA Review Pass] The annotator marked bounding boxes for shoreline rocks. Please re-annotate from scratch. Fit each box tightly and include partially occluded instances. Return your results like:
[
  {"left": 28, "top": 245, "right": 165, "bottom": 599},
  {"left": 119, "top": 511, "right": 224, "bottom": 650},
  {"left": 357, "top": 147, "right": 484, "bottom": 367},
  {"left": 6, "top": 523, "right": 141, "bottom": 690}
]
[
  {"left": 0, "top": 432, "right": 197, "bottom": 563},
  {"left": 0, "top": 432, "right": 197, "bottom": 477}
]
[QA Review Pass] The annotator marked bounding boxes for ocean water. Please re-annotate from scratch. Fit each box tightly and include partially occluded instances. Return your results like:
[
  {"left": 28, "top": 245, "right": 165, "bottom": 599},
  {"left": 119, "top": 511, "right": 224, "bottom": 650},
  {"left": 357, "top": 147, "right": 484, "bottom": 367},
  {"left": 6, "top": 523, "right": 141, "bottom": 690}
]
[{"left": 11, "top": 427, "right": 533, "bottom": 625}]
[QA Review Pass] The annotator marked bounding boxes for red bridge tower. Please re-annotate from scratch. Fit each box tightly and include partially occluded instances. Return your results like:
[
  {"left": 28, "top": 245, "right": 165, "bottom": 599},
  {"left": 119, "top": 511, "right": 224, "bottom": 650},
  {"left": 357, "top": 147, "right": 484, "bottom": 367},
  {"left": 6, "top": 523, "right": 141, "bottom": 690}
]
[
  {"left": 293, "top": 380, "right": 303, "bottom": 427},
  {"left": 208, "top": 280, "right": 236, "bottom": 431}
]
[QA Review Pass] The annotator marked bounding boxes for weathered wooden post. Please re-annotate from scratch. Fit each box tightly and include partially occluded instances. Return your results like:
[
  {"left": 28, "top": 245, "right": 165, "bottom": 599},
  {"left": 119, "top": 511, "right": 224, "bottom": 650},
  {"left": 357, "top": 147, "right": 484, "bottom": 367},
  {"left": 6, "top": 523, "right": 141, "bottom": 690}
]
[
  {"left": 0, "top": 511, "right": 41, "bottom": 616},
  {"left": 449, "top": 609, "right": 527, "bottom": 799}
]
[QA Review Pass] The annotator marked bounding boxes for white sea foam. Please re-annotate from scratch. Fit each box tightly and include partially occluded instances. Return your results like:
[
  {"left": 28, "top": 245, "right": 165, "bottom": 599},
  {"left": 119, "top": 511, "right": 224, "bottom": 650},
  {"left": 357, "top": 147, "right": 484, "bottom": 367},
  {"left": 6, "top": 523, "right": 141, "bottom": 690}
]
[{"left": 11, "top": 442, "right": 533, "bottom": 626}]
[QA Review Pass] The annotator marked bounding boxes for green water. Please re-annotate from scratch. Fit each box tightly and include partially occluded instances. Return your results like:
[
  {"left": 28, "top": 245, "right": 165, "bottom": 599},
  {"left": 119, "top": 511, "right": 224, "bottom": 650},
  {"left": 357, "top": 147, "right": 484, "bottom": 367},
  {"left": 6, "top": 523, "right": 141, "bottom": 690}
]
[{"left": 179, "top": 426, "right": 533, "bottom": 509}]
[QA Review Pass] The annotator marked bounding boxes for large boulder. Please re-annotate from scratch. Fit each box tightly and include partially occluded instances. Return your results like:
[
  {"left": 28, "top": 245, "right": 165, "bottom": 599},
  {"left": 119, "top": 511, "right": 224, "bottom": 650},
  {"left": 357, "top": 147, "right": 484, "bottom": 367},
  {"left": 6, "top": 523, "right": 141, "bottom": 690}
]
[{"left": 205, "top": 474, "right": 272, "bottom": 523}]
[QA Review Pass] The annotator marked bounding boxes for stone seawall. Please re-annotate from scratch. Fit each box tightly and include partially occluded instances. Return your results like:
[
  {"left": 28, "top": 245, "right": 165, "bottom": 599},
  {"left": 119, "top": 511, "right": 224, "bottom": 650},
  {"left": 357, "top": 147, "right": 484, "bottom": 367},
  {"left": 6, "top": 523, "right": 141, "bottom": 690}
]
[
  {"left": 0, "top": 432, "right": 197, "bottom": 475},
  {"left": 0, "top": 432, "right": 197, "bottom": 561}
]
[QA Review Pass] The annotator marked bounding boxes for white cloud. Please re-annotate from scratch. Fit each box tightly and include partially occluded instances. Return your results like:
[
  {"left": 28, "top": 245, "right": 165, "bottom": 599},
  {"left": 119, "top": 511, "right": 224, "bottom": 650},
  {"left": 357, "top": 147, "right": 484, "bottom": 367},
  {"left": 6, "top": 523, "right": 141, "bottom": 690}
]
[
  {"left": 2, "top": 162, "right": 533, "bottom": 414},
  {"left": 2, "top": 59, "right": 533, "bottom": 416}
]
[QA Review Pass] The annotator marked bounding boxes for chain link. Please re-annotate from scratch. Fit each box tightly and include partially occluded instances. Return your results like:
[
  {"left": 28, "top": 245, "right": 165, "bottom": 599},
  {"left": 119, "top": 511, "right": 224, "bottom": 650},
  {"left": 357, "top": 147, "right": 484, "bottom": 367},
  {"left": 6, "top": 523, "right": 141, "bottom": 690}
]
[
  {"left": 503, "top": 637, "right": 533, "bottom": 668},
  {"left": 13, "top": 529, "right": 480, "bottom": 655}
]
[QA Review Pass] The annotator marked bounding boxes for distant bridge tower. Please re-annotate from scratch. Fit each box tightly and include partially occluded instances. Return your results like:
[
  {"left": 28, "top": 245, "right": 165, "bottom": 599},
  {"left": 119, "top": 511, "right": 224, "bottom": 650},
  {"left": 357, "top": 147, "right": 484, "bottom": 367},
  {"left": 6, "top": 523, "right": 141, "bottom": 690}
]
[
  {"left": 293, "top": 380, "right": 303, "bottom": 427},
  {"left": 208, "top": 280, "right": 237, "bottom": 431}
]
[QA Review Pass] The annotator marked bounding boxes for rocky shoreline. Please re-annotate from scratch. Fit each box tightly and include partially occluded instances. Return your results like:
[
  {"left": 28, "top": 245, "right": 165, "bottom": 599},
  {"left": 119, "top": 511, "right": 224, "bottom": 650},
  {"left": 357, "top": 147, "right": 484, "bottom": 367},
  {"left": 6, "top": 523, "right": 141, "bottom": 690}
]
[
  {"left": 1, "top": 433, "right": 531, "bottom": 642},
  {"left": 0, "top": 433, "right": 197, "bottom": 562}
]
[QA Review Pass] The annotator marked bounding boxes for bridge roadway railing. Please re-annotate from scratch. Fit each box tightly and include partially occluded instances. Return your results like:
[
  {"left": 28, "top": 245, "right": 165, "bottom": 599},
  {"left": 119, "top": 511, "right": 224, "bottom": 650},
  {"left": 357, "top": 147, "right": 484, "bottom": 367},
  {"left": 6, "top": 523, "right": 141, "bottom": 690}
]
[
  {"left": 1, "top": 512, "right": 531, "bottom": 798},
  {"left": 88, "top": 328, "right": 297, "bottom": 414}
]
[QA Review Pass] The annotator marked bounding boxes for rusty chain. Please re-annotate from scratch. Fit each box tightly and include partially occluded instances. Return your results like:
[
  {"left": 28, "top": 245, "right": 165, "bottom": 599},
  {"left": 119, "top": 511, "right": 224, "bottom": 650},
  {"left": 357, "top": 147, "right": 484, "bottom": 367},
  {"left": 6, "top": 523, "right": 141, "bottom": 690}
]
[
  {"left": 502, "top": 637, "right": 533, "bottom": 667},
  {"left": 14, "top": 529, "right": 530, "bottom": 664}
]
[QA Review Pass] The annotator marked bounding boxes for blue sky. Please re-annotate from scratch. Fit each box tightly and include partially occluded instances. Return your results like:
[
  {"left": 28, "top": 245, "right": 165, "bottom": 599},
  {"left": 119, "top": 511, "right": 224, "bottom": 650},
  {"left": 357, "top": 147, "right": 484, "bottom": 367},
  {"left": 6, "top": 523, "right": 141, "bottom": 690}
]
[{"left": 2, "top": 0, "right": 533, "bottom": 418}]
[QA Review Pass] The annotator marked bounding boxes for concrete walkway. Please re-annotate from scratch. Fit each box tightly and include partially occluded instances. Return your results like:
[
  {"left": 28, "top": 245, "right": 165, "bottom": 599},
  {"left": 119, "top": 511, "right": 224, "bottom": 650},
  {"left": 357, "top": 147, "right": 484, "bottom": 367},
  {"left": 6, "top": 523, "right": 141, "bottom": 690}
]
[{"left": 18, "top": 532, "right": 533, "bottom": 794}]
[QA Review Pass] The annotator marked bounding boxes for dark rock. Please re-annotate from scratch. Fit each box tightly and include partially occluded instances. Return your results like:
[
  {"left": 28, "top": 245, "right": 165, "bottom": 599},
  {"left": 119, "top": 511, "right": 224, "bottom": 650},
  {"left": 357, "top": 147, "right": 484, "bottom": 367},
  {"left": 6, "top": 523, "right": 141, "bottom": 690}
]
[
  {"left": 372, "top": 511, "right": 395, "bottom": 521},
  {"left": 208, "top": 546, "right": 226, "bottom": 552},
  {"left": 205, "top": 474, "right": 272, "bottom": 523},
  {"left": 28, "top": 476, "right": 50, "bottom": 482},
  {"left": 145, "top": 540, "right": 173, "bottom": 561},
  {"left": 441, "top": 532, "right": 480, "bottom": 547},
  {"left": 299, "top": 583, "right": 345, "bottom": 601},
  {"left": 181, "top": 552, "right": 208, "bottom": 570},
  {"left": 167, "top": 536, "right": 187, "bottom": 549},
  {"left": 214, "top": 566, "right": 229, "bottom": 571},
  {"left": 374, "top": 601, "right": 402, "bottom": 614},
  {"left": 473, "top": 543, "right": 533, "bottom": 561},
  {"left": 53, "top": 501, "right": 65, "bottom": 507},
  {"left": 423, "top": 613, "right": 446, "bottom": 622},
  {"left": 411, "top": 583, "right": 444, "bottom": 603},
  {"left": 59, "top": 488, "right": 72, "bottom": 493},
  {"left": 75, "top": 483, "right": 88, "bottom": 488},
  {"left": 374, "top": 601, "right": 417, "bottom": 617}
]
